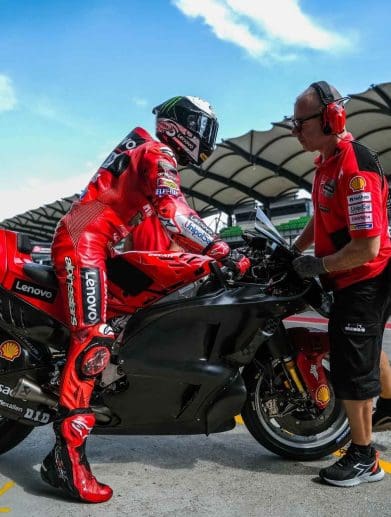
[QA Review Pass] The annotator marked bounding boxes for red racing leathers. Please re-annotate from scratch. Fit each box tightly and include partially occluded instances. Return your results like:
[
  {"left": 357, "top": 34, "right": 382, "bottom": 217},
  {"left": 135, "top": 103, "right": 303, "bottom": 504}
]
[
  {"left": 53, "top": 126, "right": 230, "bottom": 411},
  {"left": 43, "top": 127, "right": 230, "bottom": 502}
]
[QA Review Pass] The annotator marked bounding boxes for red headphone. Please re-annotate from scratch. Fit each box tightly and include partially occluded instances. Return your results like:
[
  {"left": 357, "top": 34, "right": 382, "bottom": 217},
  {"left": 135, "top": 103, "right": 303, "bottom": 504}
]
[{"left": 310, "top": 81, "right": 346, "bottom": 135}]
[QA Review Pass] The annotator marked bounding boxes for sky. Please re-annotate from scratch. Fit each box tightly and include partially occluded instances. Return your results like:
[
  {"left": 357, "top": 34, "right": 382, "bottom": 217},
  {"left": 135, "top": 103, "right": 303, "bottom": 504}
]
[{"left": 0, "top": 0, "right": 390, "bottom": 221}]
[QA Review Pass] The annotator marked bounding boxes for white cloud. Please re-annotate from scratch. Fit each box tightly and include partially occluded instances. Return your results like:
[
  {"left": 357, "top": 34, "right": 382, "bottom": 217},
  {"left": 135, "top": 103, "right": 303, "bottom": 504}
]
[
  {"left": 173, "top": 0, "right": 353, "bottom": 60},
  {"left": 0, "top": 74, "right": 17, "bottom": 112},
  {"left": 29, "top": 97, "right": 86, "bottom": 130},
  {"left": 173, "top": 0, "right": 267, "bottom": 57},
  {"left": 131, "top": 96, "right": 148, "bottom": 107},
  {"left": 0, "top": 171, "right": 93, "bottom": 221}
]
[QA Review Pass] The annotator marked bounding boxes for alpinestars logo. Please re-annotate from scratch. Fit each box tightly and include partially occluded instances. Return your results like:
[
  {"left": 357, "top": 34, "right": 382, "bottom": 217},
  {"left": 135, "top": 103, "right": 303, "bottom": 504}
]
[
  {"left": 71, "top": 419, "right": 93, "bottom": 438},
  {"left": 310, "top": 364, "right": 319, "bottom": 380},
  {"left": 81, "top": 268, "right": 101, "bottom": 324},
  {"left": 65, "top": 256, "right": 77, "bottom": 326}
]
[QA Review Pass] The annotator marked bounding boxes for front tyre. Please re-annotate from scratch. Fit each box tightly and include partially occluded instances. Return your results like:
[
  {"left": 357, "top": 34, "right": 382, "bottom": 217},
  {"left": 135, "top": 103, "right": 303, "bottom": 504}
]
[
  {"left": 0, "top": 416, "right": 34, "bottom": 455},
  {"left": 241, "top": 361, "right": 350, "bottom": 461}
]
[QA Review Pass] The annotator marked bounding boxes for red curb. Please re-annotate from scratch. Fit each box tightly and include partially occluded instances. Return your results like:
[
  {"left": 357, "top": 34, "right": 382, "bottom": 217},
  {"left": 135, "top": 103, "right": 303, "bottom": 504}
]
[{"left": 285, "top": 315, "right": 391, "bottom": 329}]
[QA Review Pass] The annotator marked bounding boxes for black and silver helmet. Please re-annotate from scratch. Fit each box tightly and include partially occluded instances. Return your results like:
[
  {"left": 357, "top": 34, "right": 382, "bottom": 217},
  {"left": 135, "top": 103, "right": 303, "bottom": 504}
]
[{"left": 153, "top": 96, "right": 219, "bottom": 166}]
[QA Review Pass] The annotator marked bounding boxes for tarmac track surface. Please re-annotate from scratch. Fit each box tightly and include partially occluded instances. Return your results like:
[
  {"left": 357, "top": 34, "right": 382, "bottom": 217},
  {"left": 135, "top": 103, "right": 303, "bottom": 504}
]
[{"left": 0, "top": 313, "right": 390, "bottom": 517}]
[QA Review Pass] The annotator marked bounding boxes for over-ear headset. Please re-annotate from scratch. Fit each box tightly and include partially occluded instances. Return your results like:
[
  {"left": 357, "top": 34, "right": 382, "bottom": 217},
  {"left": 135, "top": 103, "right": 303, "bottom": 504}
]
[{"left": 310, "top": 81, "right": 346, "bottom": 135}]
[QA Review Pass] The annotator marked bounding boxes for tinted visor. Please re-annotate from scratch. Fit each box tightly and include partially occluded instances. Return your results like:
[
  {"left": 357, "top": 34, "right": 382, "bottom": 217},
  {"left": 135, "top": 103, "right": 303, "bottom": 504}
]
[{"left": 187, "top": 113, "right": 218, "bottom": 149}]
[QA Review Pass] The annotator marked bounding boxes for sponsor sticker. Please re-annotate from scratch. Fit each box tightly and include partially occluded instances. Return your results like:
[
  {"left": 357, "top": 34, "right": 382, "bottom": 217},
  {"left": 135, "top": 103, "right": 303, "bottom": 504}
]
[
  {"left": 23, "top": 408, "right": 50, "bottom": 424},
  {"left": 155, "top": 187, "right": 179, "bottom": 197},
  {"left": 0, "top": 398, "right": 23, "bottom": 413},
  {"left": 309, "top": 364, "right": 319, "bottom": 380},
  {"left": 65, "top": 257, "right": 77, "bottom": 326},
  {"left": 344, "top": 323, "right": 366, "bottom": 333},
  {"left": 348, "top": 202, "right": 372, "bottom": 215},
  {"left": 157, "top": 177, "right": 178, "bottom": 190},
  {"left": 349, "top": 176, "right": 366, "bottom": 192},
  {"left": 350, "top": 222, "right": 373, "bottom": 230},
  {"left": 349, "top": 213, "right": 373, "bottom": 224},
  {"left": 98, "top": 324, "right": 114, "bottom": 337},
  {"left": 159, "top": 147, "right": 177, "bottom": 166},
  {"left": 189, "top": 215, "right": 214, "bottom": 237},
  {"left": 0, "top": 383, "right": 13, "bottom": 396},
  {"left": 182, "top": 217, "right": 213, "bottom": 246},
  {"left": 0, "top": 340, "right": 21, "bottom": 361},
  {"left": 157, "top": 159, "right": 177, "bottom": 176},
  {"left": 12, "top": 279, "right": 56, "bottom": 303},
  {"left": 81, "top": 268, "right": 101, "bottom": 325},
  {"left": 321, "top": 179, "right": 336, "bottom": 197},
  {"left": 316, "top": 385, "right": 330, "bottom": 404},
  {"left": 347, "top": 192, "right": 371, "bottom": 204},
  {"left": 143, "top": 203, "right": 153, "bottom": 217},
  {"left": 159, "top": 216, "right": 178, "bottom": 233}
]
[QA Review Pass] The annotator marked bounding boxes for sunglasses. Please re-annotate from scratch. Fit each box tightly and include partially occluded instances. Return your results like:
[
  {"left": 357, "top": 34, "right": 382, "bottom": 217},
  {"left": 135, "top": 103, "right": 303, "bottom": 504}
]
[{"left": 289, "top": 112, "right": 321, "bottom": 132}]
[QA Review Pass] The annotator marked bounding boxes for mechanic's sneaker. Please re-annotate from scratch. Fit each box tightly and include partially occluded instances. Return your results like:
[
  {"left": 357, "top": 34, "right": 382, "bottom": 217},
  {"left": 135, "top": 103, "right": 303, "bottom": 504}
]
[
  {"left": 319, "top": 445, "right": 384, "bottom": 487},
  {"left": 372, "top": 397, "right": 391, "bottom": 432}
]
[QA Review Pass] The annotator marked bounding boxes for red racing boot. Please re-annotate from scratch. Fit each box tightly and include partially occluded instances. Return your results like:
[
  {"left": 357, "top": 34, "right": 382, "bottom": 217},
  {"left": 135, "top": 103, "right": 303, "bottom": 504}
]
[{"left": 41, "top": 410, "right": 113, "bottom": 503}]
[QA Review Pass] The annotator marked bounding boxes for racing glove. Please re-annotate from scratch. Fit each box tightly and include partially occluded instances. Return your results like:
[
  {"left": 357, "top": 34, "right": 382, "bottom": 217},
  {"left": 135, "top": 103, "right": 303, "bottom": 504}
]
[
  {"left": 292, "top": 255, "right": 328, "bottom": 279},
  {"left": 222, "top": 255, "right": 251, "bottom": 279},
  {"left": 203, "top": 239, "right": 231, "bottom": 261}
]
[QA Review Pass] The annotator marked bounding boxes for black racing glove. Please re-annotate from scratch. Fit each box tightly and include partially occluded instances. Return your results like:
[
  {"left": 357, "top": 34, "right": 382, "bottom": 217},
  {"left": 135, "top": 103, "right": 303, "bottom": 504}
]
[{"left": 292, "top": 255, "right": 328, "bottom": 279}]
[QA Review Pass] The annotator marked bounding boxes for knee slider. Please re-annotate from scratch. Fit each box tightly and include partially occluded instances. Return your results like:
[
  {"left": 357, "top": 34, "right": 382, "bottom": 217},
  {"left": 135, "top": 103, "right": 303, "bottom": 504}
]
[{"left": 77, "top": 337, "right": 113, "bottom": 379}]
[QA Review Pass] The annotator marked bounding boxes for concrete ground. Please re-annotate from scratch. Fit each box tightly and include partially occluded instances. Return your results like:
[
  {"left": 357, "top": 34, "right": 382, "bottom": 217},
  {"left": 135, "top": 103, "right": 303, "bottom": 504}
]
[{"left": 0, "top": 315, "right": 390, "bottom": 516}]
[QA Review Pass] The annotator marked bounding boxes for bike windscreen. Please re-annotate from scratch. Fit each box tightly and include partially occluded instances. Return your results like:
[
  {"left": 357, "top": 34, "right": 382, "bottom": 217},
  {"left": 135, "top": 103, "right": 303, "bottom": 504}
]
[{"left": 254, "top": 207, "right": 289, "bottom": 249}]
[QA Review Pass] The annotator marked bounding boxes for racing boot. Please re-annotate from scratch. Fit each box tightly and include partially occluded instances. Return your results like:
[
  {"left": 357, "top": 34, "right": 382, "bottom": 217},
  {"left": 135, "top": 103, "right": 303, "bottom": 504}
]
[{"left": 41, "top": 410, "right": 113, "bottom": 503}]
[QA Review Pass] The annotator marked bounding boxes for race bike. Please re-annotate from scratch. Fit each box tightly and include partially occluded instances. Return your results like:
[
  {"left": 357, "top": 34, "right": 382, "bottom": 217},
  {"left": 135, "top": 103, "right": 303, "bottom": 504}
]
[{"left": 0, "top": 208, "right": 349, "bottom": 461}]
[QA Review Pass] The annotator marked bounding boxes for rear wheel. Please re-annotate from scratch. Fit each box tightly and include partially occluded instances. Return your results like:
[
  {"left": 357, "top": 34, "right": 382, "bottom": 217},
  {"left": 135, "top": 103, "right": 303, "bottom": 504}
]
[
  {"left": 0, "top": 416, "right": 34, "bottom": 455},
  {"left": 241, "top": 360, "right": 350, "bottom": 461}
]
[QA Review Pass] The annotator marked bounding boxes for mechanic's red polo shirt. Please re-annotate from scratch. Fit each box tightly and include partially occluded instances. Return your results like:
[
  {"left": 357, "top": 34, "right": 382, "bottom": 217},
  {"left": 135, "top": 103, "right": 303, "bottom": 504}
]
[{"left": 312, "top": 133, "right": 391, "bottom": 290}]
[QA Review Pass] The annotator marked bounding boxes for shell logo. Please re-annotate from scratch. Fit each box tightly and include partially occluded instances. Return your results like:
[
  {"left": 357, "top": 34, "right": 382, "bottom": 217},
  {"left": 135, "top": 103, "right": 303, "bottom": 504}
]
[
  {"left": 316, "top": 384, "right": 330, "bottom": 404},
  {"left": 0, "top": 340, "right": 21, "bottom": 361},
  {"left": 349, "top": 176, "right": 366, "bottom": 192}
]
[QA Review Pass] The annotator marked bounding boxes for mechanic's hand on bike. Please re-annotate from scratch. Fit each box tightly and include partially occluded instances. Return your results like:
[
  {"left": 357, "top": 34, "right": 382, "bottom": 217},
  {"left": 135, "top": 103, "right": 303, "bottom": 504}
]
[{"left": 292, "top": 255, "right": 327, "bottom": 279}]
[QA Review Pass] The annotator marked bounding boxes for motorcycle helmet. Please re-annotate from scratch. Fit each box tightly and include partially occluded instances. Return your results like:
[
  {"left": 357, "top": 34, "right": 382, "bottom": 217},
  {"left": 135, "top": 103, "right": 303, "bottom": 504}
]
[{"left": 153, "top": 96, "right": 219, "bottom": 166}]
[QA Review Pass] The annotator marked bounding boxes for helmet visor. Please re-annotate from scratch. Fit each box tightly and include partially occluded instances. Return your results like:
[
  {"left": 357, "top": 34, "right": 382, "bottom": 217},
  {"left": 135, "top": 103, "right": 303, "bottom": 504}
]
[{"left": 187, "top": 113, "right": 218, "bottom": 149}]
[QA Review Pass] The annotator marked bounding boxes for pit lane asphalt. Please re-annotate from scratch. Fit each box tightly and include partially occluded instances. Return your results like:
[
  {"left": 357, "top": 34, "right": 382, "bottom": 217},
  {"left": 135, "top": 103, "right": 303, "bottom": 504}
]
[{"left": 0, "top": 314, "right": 390, "bottom": 517}]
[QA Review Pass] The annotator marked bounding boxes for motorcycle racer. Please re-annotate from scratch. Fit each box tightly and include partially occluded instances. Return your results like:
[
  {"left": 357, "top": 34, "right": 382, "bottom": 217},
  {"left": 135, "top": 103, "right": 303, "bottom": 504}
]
[{"left": 41, "top": 96, "right": 233, "bottom": 503}]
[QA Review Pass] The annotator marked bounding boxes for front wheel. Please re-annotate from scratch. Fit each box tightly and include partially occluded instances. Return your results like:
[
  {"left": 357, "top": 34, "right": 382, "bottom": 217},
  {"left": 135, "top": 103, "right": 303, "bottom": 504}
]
[
  {"left": 241, "top": 360, "right": 350, "bottom": 461},
  {"left": 0, "top": 416, "right": 34, "bottom": 455}
]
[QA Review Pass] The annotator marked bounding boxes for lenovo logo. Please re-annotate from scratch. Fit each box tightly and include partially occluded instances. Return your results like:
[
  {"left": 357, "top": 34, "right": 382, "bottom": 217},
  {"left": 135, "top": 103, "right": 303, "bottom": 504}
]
[
  {"left": 12, "top": 279, "right": 56, "bottom": 303},
  {"left": 81, "top": 268, "right": 101, "bottom": 324}
]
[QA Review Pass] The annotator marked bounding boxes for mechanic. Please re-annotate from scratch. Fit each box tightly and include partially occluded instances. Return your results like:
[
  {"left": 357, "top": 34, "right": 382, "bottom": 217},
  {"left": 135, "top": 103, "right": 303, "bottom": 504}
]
[{"left": 291, "top": 81, "right": 391, "bottom": 487}]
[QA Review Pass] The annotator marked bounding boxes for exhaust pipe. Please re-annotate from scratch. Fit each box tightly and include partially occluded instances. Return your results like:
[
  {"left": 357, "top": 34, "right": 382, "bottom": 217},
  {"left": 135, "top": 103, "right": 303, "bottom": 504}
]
[{"left": 11, "top": 377, "right": 58, "bottom": 408}]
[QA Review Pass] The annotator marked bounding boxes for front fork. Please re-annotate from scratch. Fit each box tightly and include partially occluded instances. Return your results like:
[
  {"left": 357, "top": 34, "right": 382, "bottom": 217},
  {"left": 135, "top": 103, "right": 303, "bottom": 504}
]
[{"left": 265, "top": 323, "right": 331, "bottom": 409}]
